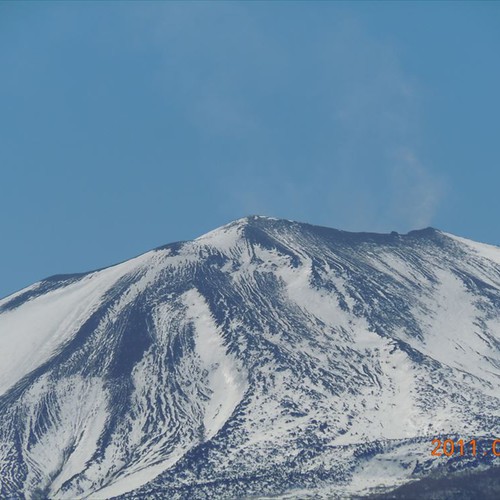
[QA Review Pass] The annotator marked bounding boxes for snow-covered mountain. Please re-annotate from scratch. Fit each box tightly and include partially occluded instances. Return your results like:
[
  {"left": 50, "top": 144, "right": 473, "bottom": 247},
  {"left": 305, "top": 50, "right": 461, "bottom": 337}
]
[{"left": 1, "top": 216, "right": 500, "bottom": 499}]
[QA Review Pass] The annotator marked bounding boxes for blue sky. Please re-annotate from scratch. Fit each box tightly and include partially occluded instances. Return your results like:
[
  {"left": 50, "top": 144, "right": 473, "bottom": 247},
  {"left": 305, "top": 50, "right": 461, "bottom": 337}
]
[{"left": 1, "top": 1, "right": 499, "bottom": 298}]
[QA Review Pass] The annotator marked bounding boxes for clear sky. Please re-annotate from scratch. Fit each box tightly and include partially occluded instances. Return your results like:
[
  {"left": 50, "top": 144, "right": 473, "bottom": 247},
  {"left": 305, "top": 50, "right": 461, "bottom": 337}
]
[{"left": 1, "top": 1, "right": 499, "bottom": 298}]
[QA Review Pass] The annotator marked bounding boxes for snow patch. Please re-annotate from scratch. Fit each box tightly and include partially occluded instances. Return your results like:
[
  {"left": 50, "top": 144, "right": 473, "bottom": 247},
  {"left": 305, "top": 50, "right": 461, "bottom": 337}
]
[{"left": 183, "top": 288, "right": 248, "bottom": 439}]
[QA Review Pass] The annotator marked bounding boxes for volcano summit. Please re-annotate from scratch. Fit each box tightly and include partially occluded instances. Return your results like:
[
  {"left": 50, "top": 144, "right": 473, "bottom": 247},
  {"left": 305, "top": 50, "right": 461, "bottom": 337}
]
[{"left": 1, "top": 216, "right": 500, "bottom": 498}]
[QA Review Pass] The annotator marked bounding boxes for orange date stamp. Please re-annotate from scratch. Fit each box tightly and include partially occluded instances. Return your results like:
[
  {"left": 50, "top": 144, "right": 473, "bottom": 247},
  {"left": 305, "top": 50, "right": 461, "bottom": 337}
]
[{"left": 431, "top": 438, "right": 500, "bottom": 457}]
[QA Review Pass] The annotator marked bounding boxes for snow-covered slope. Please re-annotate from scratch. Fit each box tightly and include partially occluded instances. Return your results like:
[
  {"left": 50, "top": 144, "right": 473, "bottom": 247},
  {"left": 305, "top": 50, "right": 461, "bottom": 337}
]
[{"left": 1, "top": 216, "right": 500, "bottom": 499}]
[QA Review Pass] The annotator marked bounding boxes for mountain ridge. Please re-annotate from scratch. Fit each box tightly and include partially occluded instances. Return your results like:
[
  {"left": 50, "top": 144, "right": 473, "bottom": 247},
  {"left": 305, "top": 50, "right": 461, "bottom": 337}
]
[{"left": 0, "top": 215, "right": 445, "bottom": 305}]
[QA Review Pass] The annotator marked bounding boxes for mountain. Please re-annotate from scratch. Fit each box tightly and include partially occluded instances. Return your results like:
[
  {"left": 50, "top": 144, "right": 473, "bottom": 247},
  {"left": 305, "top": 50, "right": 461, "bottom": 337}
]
[{"left": 1, "top": 216, "right": 500, "bottom": 499}]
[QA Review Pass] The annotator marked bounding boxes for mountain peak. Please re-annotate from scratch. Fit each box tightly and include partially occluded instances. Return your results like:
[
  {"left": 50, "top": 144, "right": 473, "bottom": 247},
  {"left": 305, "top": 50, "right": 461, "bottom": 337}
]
[
  {"left": 197, "top": 215, "right": 440, "bottom": 243},
  {"left": 2, "top": 217, "right": 500, "bottom": 498},
  {"left": 192, "top": 217, "right": 445, "bottom": 259}
]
